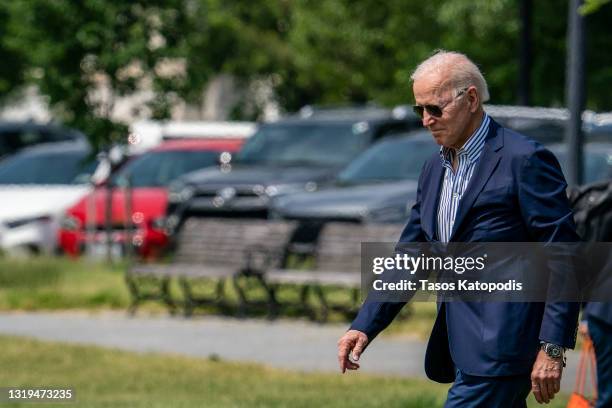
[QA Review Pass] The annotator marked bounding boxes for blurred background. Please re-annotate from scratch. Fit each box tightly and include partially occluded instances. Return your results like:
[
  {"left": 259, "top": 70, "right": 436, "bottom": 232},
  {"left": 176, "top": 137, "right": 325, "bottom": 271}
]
[{"left": 0, "top": 1, "right": 611, "bottom": 407}]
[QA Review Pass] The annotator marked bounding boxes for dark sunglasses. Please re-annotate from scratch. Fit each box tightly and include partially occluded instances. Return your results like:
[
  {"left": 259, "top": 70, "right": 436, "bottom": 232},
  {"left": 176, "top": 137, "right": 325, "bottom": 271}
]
[{"left": 412, "top": 88, "right": 467, "bottom": 119}]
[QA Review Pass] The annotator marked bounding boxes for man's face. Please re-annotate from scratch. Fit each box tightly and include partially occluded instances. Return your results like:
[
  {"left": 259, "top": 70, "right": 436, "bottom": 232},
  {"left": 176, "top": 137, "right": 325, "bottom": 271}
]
[{"left": 412, "top": 73, "right": 471, "bottom": 149}]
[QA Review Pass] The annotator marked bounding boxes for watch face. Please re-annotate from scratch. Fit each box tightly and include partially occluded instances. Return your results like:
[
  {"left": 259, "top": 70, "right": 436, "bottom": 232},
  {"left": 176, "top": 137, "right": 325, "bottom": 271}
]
[{"left": 547, "top": 344, "right": 562, "bottom": 358}]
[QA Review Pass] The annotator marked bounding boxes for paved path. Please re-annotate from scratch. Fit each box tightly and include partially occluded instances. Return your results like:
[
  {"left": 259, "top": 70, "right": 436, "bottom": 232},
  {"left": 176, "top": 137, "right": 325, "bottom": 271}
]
[{"left": 0, "top": 311, "right": 579, "bottom": 392}]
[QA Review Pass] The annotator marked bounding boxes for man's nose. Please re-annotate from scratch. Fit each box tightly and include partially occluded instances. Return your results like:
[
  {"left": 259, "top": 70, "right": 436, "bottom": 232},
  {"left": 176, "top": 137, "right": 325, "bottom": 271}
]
[{"left": 422, "top": 111, "right": 435, "bottom": 127}]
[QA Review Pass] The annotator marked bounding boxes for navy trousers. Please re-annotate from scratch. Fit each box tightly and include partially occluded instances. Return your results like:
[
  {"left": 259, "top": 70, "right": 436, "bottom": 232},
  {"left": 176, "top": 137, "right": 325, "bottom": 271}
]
[
  {"left": 444, "top": 369, "right": 531, "bottom": 408},
  {"left": 589, "top": 317, "right": 612, "bottom": 408}
]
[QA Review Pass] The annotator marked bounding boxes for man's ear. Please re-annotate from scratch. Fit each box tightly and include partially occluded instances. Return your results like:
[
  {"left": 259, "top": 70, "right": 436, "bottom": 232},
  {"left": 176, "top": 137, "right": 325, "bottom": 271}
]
[{"left": 468, "top": 86, "right": 479, "bottom": 112}]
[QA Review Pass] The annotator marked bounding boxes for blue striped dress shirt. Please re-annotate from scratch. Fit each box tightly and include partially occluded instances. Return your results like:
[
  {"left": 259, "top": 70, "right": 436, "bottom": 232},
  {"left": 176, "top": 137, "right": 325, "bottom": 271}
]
[{"left": 436, "top": 113, "right": 490, "bottom": 242}]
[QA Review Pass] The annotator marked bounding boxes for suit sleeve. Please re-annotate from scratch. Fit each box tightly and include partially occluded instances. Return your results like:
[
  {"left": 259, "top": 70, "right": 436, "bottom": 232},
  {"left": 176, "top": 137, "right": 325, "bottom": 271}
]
[
  {"left": 349, "top": 161, "right": 429, "bottom": 341},
  {"left": 518, "top": 145, "right": 580, "bottom": 348}
]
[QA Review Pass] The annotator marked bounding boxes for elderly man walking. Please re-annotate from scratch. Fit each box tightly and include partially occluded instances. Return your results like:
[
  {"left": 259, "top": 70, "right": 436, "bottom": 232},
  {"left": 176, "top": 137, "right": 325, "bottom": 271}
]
[{"left": 337, "top": 51, "right": 580, "bottom": 407}]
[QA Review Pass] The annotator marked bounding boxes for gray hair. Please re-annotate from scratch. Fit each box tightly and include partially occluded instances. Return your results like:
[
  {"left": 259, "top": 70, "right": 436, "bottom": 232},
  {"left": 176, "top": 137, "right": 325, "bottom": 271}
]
[{"left": 410, "top": 50, "right": 490, "bottom": 103}]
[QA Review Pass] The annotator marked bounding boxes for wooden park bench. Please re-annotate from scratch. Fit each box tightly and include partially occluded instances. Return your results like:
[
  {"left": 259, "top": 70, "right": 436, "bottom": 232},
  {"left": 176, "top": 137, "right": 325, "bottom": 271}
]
[
  {"left": 125, "top": 218, "right": 296, "bottom": 316},
  {"left": 262, "top": 222, "right": 404, "bottom": 322}
]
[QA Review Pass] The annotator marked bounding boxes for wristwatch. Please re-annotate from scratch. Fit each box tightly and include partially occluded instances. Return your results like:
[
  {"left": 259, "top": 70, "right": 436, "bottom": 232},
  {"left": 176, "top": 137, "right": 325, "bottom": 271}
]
[{"left": 541, "top": 342, "right": 566, "bottom": 365}]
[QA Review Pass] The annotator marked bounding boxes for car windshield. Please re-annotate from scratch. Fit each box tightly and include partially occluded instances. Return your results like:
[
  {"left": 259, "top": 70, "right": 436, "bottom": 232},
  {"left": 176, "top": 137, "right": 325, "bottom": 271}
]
[
  {"left": 585, "top": 125, "right": 612, "bottom": 142},
  {"left": 234, "top": 123, "right": 370, "bottom": 167},
  {"left": 112, "top": 150, "right": 221, "bottom": 188},
  {"left": 0, "top": 150, "right": 98, "bottom": 185},
  {"left": 550, "top": 145, "right": 612, "bottom": 184},
  {"left": 493, "top": 117, "right": 566, "bottom": 144},
  {"left": 337, "top": 136, "right": 438, "bottom": 183}
]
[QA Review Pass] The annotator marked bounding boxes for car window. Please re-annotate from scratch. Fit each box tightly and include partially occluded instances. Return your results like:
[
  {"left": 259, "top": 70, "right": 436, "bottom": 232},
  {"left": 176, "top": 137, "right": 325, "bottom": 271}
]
[
  {"left": 19, "top": 129, "right": 44, "bottom": 145},
  {"left": 0, "top": 131, "right": 26, "bottom": 156},
  {"left": 585, "top": 126, "right": 612, "bottom": 142},
  {"left": 235, "top": 123, "right": 370, "bottom": 167},
  {"left": 0, "top": 150, "right": 98, "bottom": 185},
  {"left": 0, "top": 128, "right": 76, "bottom": 158},
  {"left": 550, "top": 146, "right": 612, "bottom": 184},
  {"left": 113, "top": 150, "right": 220, "bottom": 188},
  {"left": 39, "top": 129, "right": 73, "bottom": 142},
  {"left": 337, "top": 138, "right": 438, "bottom": 183},
  {"left": 493, "top": 117, "right": 566, "bottom": 144},
  {"left": 584, "top": 152, "right": 612, "bottom": 183}
]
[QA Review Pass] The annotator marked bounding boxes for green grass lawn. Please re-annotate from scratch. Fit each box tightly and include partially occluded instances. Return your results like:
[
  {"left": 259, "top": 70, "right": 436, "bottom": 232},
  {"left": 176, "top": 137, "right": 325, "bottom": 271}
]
[
  {"left": 0, "top": 256, "right": 436, "bottom": 339},
  {"left": 0, "top": 257, "right": 132, "bottom": 311},
  {"left": 0, "top": 335, "right": 568, "bottom": 408},
  {"left": 0, "top": 257, "right": 571, "bottom": 407}
]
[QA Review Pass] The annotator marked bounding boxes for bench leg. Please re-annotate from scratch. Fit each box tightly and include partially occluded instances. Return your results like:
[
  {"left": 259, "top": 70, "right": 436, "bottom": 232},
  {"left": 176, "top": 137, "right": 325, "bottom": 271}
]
[
  {"left": 352, "top": 287, "right": 360, "bottom": 305},
  {"left": 313, "top": 285, "right": 329, "bottom": 323},
  {"left": 127, "top": 297, "right": 139, "bottom": 316},
  {"left": 215, "top": 278, "right": 232, "bottom": 314},
  {"left": 215, "top": 279, "right": 225, "bottom": 301},
  {"left": 265, "top": 284, "right": 280, "bottom": 320},
  {"left": 233, "top": 275, "right": 249, "bottom": 318},
  {"left": 300, "top": 285, "right": 316, "bottom": 321},
  {"left": 179, "top": 278, "right": 195, "bottom": 317},
  {"left": 125, "top": 274, "right": 140, "bottom": 316},
  {"left": 250, "top": 274, "right": 280, "bottom": 319},
  {"left": 161, "top": 278, "right": 177, "bottom": 315},
  {"left": 346, "top": 287, "right": 361, "bottom": 319}
]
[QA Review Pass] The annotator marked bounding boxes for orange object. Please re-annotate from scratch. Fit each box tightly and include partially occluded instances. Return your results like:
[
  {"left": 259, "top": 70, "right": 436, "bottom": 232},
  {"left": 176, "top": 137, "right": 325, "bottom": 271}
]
[{"left": 567, "top": 338, "right": 597, "bottom": 408}]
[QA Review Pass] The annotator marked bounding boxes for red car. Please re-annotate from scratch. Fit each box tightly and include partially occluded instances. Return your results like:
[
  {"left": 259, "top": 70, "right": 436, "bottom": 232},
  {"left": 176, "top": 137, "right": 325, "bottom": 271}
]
[{"left": 58, "top": 138, "right": 244, "bottom": 259}]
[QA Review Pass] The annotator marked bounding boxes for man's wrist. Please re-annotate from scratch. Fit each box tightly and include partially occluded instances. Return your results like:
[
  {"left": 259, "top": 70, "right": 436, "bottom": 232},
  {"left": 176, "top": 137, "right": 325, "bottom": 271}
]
[{"left": 540, "top": 342, "right": 566, "bottom": 366}]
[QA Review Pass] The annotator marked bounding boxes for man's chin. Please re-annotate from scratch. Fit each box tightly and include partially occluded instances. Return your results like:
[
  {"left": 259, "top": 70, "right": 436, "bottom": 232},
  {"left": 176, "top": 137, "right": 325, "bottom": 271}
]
[{"left": 430, "top": 132, "right": 445, "bottom": 145}]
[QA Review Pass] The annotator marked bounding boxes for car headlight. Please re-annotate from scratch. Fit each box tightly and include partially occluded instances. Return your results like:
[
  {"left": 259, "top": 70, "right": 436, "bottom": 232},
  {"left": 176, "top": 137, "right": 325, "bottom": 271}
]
[
  {"left": 264, "top": 182, "right": 317, "bottom": 197},
  {"left": 168, "top": 181, "right": 194, "bottom": 203},
  {"left": 59, "top": 215, "right": 82, "bottom": 231}
]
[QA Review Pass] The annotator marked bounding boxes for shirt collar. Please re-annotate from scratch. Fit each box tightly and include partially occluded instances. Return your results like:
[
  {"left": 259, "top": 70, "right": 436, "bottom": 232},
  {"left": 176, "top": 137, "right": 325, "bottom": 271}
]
[{"left": 439, "top": 112, "right": 490, "bottom": 166}]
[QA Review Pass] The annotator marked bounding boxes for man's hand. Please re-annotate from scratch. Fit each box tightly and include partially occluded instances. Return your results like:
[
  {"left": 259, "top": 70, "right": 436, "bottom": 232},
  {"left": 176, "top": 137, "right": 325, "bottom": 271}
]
[
  {"left": 530, "top": 349, "right": 564, "bottom": 404},
  {"left": 337, "top": 329, "right": 369, "bottom": 373}
]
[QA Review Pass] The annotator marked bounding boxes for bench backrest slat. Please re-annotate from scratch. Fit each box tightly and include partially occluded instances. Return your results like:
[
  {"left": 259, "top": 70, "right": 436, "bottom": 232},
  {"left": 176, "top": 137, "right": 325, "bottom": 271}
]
[
  {"left": 174, "top": 218, "right": 296, "bottom": 268},
  {"left": 315, "top": 223, "right": 404, "bottom": 272}
]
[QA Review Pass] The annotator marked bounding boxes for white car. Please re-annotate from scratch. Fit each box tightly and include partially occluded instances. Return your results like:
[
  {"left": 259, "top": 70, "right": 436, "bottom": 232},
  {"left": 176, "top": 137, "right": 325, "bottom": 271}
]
[
  {"left": 128, "top": 120, "right": 256, "bottom": 154},
  {"left": 0, "top": 141, "right": 99, "bottom": 255}
]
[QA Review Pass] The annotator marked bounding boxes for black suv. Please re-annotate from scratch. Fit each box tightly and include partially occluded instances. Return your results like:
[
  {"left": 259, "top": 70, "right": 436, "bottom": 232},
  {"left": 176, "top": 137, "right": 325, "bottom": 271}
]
[
  {"left": 0, "top": 121, "right": 86, "bottom": 161},
  {"left": 165, "top": 106, "right": 420, "bottom": 230}
]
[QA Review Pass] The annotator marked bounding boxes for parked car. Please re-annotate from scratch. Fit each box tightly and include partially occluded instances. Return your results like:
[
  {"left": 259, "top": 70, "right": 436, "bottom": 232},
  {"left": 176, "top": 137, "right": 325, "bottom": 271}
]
[
  {"left": 0, "top": 121, "right": 85, "bottom": 161},
  {"left": 483, "top": 105, "right": 568, "bottom": 143},
  {"left": 548, "top": 142, "right": 612, "bottom": 184},
  {"left": 583, "top": 113, "right": 612, "bottom": 141},
  {"left": 271, "top": 135, "right": 611, "bottom": 234},
  {"left": 58, "top": 138, "right": 244, "bottom": 259},
  {"left": 270, "top": 130, "right": 438, "bottom": 225},
  {"left": 165, "top": 106, "right": 421, "bottom": 230},
  {"left": 0, "top": 141, "right": 98, "bottom": 255},
  {"left": 128, "top": 120, "right": 256, "bottom": 154}
]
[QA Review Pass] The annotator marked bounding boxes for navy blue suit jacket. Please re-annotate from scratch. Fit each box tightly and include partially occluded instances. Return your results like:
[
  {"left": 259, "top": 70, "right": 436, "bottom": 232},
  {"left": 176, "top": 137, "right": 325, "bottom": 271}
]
[{"left": 350, "top": 119, "right": 580, "bottom": 382}]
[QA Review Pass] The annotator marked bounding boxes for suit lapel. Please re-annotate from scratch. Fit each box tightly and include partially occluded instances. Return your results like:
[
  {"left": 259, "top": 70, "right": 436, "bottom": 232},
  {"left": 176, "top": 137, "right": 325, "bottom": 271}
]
[
  {"left": 421, "top": 159, "right": 445, "bottom": 241},
  {"left": 449, "top": 122, "right": 504, "bottom": 241}
]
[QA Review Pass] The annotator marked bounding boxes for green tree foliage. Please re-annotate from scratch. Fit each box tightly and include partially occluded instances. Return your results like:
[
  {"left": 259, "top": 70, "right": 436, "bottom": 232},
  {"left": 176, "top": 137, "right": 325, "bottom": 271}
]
[
  {"left": 287, "top": 0, "right": 442, "bottom": 107},
  {"left": 583, "top": 1, "right": 612, "bottom": 108},
  {"left": 2, "top": 0, "right": 191, "bottom": 148},
  {"left": 281, "top": 0, "right": 612, "bottom": 111},
  {"left": 178, "top": 0, "right": 294, "bottom": 117},
  {"left": 581, "top": 0, "right": 611, "bottom": 14},
  {"left": 1, "top": 0, "right": 612, "bottom": 147},
  {"left": 0, "top": 5, "right": 27, "bottom": 101}
]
